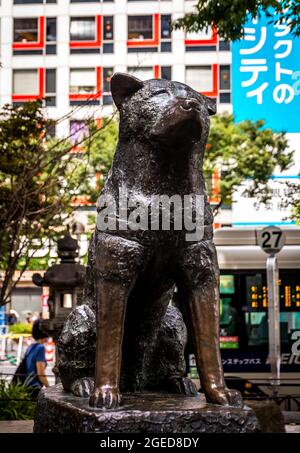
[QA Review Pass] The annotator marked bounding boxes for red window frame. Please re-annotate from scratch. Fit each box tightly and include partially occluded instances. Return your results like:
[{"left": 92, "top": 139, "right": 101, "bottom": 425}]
[
  {"left": 154, "top": 65, "right": 160, "bottom": 78},
  {"left": 185, "top": 25, "right": 218, "bottom": 47},
  {"left": 69, "top": 67, "right": 102, "bottom": 101},
  {"left": 12, "top": 68, "right": 45, "bottom": 102},
  {"left": 70, "top": 15, "right": 102, "bottom": 49},
  {"left": 127, "top": 14, "right": 160, "bottom": 48},
  {"left": 13, "top": 16, "right": 45, "bottom": 50},
  {"left": 201, "top": 64, "right": 218, "bottom": 97}
]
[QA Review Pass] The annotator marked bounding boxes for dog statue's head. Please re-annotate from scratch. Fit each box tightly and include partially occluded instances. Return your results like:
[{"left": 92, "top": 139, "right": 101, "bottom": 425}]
[{"left": 111, "top": 72, "right": 216, "bottom": 149}]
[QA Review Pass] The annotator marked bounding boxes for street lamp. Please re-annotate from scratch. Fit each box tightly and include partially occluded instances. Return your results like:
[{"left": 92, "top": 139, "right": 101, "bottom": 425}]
[{"left": 32, "top": 232, "right": 86, "bottom": 379}]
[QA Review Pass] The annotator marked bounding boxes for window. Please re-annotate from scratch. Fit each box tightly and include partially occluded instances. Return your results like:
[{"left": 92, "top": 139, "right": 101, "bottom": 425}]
[
  {"left": 13, "top": 69, "right": 56, "bottom": 106},
  {"left": 185, "top": 26, "right": 218, "bottom": 52},
  {"left": 128, "top": 16, "right": 152, "bottom": 40},
  {"left": 160, "top": 15, "right": 171, "bottom": 52},
  {"left": 46, "top": 69, "right": 56, "bottom": 106},
  {"left": 47, "top": 18, "right": 56, "bottom": 42},
  {"left": 161, "top": 66, "right": 171, "bottom": 80},
  {"left": 70, "top": 0, "right": 112, "bottom": 2},
  {"left": 70, "top": 17, "right": 96, "bottom": 42},
  {"left": 185, "top": 66, "right": 212, "bottom": 93},
  {"left": 13, "top": 17, "right": 57, "bottom": 55},
  {"left": 220, "top": 66, "right": 230, "bottom": 90},
  {"left": 46, "top": 18, "right": 57, "bottom": 54},
  {"left": 13, "top": 69, "right": 39, "bottom": 95},
  {"left": 219, "top": 65, "right": 231, "bottom": 103},
  {"left": 218, "top": 271, "right": 300, "bottom": 357},
  {"left": 186, "top": 27, "right": 213, "bottom": 42},
  {"left": 103, "top": 16, "right": 114, "bottom": 53},
  {"left": 14, "top": 1, "right": 56, "bottom": 4},
  {"left": 14, "top": 18, "right": 38, "bottom": 42},
  {"left": 70, "top": 69, "right": 96, "bottom": 94},
  {"left": 103, "top": 16, "right": 113, "bottom": 41},
  {"left": 103, "top": 68, "right": 113, "bottom": 93},
  {"left": 161, "top": 15, "right": 171, "bottom": 40},
  {"left": 69, "top": 68, "right": 101, "bottom": 104},
  {"left": 128, "top": 67, "right": 153, "bottom": 81},
  {"left": 103, "top": 68, "right": 113, "bottom": 105},
  {"left": 219, "top": 40, "right": 230, "bottom": 51}
]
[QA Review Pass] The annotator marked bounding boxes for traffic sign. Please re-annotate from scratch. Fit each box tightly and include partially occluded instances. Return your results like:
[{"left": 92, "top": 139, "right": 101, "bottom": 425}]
[{"left": 257, "top": 226, "right": 286, "bottom": 255}]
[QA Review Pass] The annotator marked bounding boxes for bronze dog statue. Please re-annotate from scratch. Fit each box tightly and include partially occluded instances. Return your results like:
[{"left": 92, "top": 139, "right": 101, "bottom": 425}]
[{"left": 58, "top": 73, "right": 242, "bottom": 410}]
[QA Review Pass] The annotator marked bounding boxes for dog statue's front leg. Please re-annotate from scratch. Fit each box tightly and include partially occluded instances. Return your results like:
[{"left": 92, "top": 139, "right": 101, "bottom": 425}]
[
  {"left": 178, "top": 239, "right": 243, "bottom": 408},
  {"left": 89, "top": 232, "right": 145, "bottom": 409}
]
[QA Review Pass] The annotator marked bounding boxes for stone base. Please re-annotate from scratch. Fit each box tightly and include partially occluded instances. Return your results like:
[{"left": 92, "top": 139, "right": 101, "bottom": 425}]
[{"left": 34, "top": 384, "right": 260, "bottom": 433}]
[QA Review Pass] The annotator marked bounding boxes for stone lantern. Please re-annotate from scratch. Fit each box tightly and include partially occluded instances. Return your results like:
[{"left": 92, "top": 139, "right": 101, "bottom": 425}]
[{"left": 32, "top": 232, "right": 86, "bottom": 378}]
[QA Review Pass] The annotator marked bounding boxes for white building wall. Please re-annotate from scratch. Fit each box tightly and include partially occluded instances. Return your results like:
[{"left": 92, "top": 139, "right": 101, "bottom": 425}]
[{"left": 0, "top": 0, "right": 232, "bottom": 137}]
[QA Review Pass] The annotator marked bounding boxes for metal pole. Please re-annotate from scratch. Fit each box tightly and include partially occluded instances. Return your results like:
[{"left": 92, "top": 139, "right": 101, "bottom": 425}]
[
  {"left": 0, "top": 335, "right": 6, "bottom": 360},
  {"left": 16, "top": 334, "right": 23, "bottom": 366},
  {"left": 266, "top": 254, "right": 281, "bottom": 396}
]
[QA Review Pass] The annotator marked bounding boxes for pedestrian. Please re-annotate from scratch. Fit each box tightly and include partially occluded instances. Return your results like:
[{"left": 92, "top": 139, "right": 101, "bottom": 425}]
[
  {"left": 24, "top": 320, "right": 50, "bottom": 395},
  {"left": 8, "top": 311, "right": 18, "bottom": 325},
  {"left": 31, "top": 312, "right": 40, "bottom": 323},
  {"left": 25, "top": 312, "right": 32, "bottom": 324}
]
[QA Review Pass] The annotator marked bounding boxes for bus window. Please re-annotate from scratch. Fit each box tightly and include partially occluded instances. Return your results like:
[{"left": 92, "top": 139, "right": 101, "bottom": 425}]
[
  {"left": 220, "top": 297, "right": 239, "bottom": 336},
  {"left": 219, "top": 270, "right": 300, "bottom": 354},
  {"left": 220, "top": 275, "right": 235, "bottom": 295}
]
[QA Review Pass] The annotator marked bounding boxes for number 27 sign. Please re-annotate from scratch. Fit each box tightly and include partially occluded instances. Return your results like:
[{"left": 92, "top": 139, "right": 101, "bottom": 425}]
[{"left": 257, "top": 225, "right": 286, "bottom": 255}]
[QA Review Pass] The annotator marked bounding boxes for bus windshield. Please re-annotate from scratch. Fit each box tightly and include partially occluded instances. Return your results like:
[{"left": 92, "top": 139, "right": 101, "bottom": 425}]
[{"left": 219, "top": 271, "right": 300, "bottom": 372}]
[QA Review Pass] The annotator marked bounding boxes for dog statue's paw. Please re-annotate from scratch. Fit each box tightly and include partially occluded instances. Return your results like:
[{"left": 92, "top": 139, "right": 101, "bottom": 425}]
[
  {"left": 71, "top": 377, "right": 94, "bottom": 397},
  {"left": 168, "top": 376, "right": 198, "bottom": 396},
  {"left": 205, "top": 386, "right": 243, "bottom": 408},
  {"left": 89, "top": 385, "right": 121, "bottom": 409}
]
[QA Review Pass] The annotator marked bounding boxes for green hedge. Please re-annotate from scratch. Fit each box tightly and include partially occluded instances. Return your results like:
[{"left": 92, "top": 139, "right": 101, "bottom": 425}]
[
  {"left": 0, "top": 380, "right": 36, "bottom": 420},
  {"left": 9, "top": 323, "right": 32, "bottom": 334}
]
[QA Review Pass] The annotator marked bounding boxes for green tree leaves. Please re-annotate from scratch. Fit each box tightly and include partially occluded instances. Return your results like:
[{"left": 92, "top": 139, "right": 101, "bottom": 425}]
[
  {"left": 204, "top": 113, "right": 293, "bottom": 207},
  {"left": 174, "top": 1, "right": 300, "bottom": 41},
  {"left": 0, "top": 102, "right": 79, "bottom": 305}
]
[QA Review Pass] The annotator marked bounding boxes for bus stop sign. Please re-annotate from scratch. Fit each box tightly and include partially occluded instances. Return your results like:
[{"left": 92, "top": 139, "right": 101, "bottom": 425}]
[
  {"left": 257, "top": 225, "right": 285, "bottom": 392},
  {"left": 257, "top": 226, "right": 286, "bottom": 255}
]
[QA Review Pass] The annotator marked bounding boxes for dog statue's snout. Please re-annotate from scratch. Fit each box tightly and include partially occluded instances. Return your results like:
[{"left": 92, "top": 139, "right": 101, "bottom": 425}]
[{"left": 180, "top": 99, "right": 201, "bottom": 112}]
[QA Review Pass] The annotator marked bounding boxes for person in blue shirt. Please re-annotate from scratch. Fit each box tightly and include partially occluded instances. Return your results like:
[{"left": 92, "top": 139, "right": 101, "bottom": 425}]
[{"left": 25, "top": 320, "right": 50, "bottom": 394}]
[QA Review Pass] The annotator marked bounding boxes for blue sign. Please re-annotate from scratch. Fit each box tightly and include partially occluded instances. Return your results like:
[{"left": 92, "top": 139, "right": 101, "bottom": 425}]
[
  {"left": 232, "top": 12, "right": 300, "bottom": 132},
  {"left": 0, "top": 304, "right": 7, "bottom": 334}
]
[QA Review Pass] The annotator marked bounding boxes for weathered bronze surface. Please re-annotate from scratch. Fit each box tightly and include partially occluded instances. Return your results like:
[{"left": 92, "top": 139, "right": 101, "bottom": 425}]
[
  {"left": 57, "top": 73, "right": 243, "bottom": 411},
  {"left": 34, "top": 385, "right": 259, "bottom": 433}
]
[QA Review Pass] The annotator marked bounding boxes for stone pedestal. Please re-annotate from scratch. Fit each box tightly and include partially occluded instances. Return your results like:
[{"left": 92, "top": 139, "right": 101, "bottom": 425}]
[{"left": 34, "top": 385, "right": 259, "bottom": 433}]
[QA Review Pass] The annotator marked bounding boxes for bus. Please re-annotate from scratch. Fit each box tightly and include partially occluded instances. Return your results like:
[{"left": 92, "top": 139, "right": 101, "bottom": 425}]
[{"left": 188, "top": 227, "right": 300, "bottom": 407}]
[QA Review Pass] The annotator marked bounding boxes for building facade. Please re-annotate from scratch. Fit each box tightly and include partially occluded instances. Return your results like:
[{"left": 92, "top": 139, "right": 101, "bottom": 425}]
[{"left": 0, "top": 0, "right": 232, "bottom": 139}]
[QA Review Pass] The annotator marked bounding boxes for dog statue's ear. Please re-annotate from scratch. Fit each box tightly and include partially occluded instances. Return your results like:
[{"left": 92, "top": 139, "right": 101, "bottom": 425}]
[
  {"left": 205, "top": 96, "right": 217, "bottom": 116},
  {"left": 111, "top": 72, "right": 144, "bottom": 109}
]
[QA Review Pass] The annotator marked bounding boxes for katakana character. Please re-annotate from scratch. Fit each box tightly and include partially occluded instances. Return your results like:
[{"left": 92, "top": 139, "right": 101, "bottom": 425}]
[
  {"left": 240, "top": 59, "right": 268, "bottom": 87},
  {"left": 273, "top": 84, "right": 295, "bottom": 104},
  {"left": 240, "top": 26, "right": 267, "bottom": 55},
  {"left": 246, "top": 82, "right": 269, "bottom": 104},
  {"left": 274, "top": 40, "right": 293, "bottom": 59}
]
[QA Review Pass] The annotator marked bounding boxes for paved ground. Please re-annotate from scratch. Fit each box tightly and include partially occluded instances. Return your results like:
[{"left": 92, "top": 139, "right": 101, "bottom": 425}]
[{"left": 0, "top": 420, "right": 34, "bottom": 433}]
